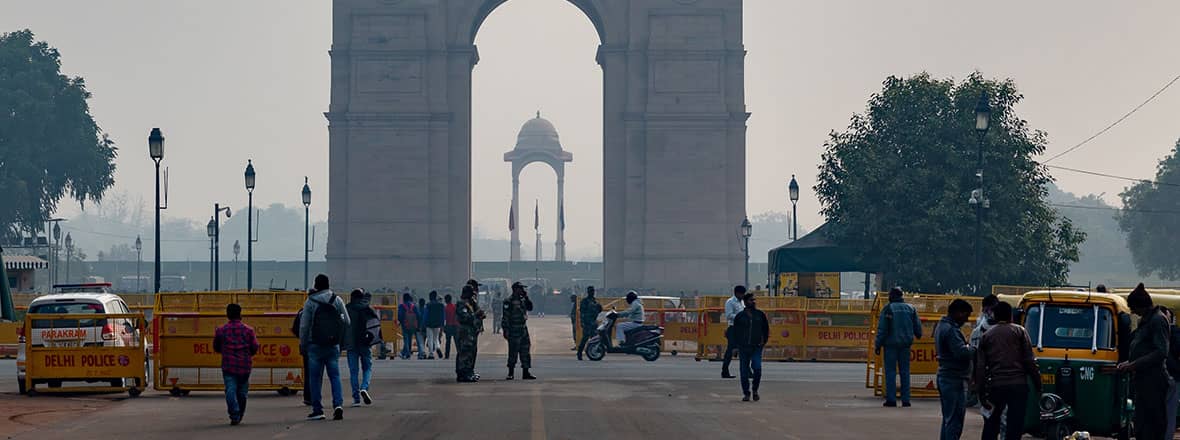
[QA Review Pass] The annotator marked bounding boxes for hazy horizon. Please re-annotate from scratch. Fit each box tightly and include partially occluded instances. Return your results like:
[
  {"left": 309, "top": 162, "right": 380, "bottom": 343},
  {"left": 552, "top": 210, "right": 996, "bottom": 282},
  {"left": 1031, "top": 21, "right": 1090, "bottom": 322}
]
[{"left": 5, "top": 0, "right": 1179, "bottom": 259}]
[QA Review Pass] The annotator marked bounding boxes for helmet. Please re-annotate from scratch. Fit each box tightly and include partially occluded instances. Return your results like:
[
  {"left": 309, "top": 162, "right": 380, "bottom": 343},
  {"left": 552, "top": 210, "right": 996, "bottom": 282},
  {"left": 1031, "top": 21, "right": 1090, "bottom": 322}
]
[{"left": 626, "top": 291, "right": 638, "bottom": 303}]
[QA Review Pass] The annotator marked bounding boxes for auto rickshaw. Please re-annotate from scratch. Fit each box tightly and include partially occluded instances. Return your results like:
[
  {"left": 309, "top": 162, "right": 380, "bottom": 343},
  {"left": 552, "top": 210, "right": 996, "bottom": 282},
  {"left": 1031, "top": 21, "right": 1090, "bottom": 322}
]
[{"left": 1016, "top": 291, "right": 1134, "bottom": 440}]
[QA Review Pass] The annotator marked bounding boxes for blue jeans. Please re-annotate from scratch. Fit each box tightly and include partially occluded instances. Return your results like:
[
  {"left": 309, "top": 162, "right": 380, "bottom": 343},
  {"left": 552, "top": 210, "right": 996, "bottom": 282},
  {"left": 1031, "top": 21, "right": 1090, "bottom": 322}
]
[
  {"left": 883, "top": 346, "right": 911, "bottom": 403},
  {"left": 738, "top": 346, "right": 763, "bottom": 396},
  {"left": 306, "top": 344, "right": 343, "bottom": 413},
  {"left": 937, "top": 374, "right": 967, "bottom": 440},
  {"left": 1167, "top": 380, "right": 1180, "bottom": 437},
  {"left": 222, "top": 372, "right": 249, "bottom": 420},
  {"left": 414, "top": 329, "right": 426, "bottom": 358},
  {"left": 400, "top": 329, "right": 414, "bottom": 358},
  {"left": 347, "top": 347, "right": 373, "bottom": 403}
]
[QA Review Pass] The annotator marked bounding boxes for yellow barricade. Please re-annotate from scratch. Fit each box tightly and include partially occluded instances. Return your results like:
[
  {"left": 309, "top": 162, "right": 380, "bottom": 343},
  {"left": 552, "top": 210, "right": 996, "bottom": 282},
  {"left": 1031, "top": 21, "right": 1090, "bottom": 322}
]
[
  {"left": 373, "top": 305, "right": 401, "bottom": 359},
  {"left": 652, "top": 309, "right": 697, "bottom": 355},
  {"left": 0, "top": 321, "right": 19, "bottom": 358},
  {"left": 867, "top": 294, "right": 981, "bottom": 398},
  {"left": 23, "top": 312, "right": 148, "bottom": 397},
  {"left": 153, "top": 292, "right": 304, "bottom": 395}
]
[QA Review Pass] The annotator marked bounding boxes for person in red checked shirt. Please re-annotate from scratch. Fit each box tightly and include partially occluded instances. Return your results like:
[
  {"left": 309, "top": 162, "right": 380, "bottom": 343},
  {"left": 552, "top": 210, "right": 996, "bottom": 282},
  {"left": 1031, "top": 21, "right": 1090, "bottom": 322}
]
[
  {"left": 443, "top": 294, "right": 459, "bottom": 360},
  {"left": 214, "top": 303, "right": 260, "bottom": 425}
]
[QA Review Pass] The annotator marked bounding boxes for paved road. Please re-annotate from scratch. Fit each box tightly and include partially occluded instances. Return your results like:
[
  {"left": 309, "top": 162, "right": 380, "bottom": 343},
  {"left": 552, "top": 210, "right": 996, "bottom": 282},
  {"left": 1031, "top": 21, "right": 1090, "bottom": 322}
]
[{"left": 1, "top": 317, "right": 1003, "bottom": 439}]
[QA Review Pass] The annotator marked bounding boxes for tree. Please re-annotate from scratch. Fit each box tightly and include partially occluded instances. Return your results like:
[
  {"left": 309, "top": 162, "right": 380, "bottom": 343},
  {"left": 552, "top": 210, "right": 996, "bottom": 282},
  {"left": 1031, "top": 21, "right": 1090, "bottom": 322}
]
[
  {"left": 0, "top": 30, "right": 116, "bottom": 238},
  {"left": 1118, "top": 139, "right": 1180, "bottom": 280},
  {"left": 815, "top": 73, "right": 1084, "bottom": 293}
]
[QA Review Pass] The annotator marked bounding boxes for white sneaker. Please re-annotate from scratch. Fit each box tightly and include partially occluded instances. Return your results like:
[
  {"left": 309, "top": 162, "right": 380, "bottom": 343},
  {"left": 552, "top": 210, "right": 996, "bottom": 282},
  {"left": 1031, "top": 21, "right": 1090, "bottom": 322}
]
[{"left": 361, "top": 389, "right": 372, "bottom": 405}]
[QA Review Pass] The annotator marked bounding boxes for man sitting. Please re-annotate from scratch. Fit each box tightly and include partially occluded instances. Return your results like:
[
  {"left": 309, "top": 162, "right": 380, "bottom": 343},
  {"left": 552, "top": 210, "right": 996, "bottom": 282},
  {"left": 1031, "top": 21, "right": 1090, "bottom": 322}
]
[{"left": 614, "top": 291, "right": 645, "bottom": 345}]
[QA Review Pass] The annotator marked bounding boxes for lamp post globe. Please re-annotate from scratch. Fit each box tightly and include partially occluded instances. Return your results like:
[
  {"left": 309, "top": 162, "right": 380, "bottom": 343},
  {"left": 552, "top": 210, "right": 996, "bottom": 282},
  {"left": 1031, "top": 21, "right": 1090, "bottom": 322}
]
[
  {"left": 788, "top": 174, "right": 800, "bottom": 241},
  {"left": 148, "top": 128, "right": 165, "bottom": 161},
  {"left": 244, "top": 160, "right": 256, "bottom": 191},
  {"left": 302, "top": 178, "right": 312, "bottom": 207},
  {"left": 244, "top": 160, "right": 256, "bottom": 291},
  {"left": 975, "top": 91, "right": 991, "bottom": 134},
  {"left": 739, "top": 217, "right": 752, "bottom": 288}
]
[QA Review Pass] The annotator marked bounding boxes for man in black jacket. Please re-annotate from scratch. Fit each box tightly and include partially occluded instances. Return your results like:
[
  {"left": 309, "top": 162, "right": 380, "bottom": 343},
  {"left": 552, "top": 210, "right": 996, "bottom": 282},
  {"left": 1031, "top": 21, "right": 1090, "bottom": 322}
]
[
  {"left": 1118, "top": 283, "right": 1173, "bottom": 440},
  {"left": 732, "top": 293, "right": 769, "bottom": 402}
]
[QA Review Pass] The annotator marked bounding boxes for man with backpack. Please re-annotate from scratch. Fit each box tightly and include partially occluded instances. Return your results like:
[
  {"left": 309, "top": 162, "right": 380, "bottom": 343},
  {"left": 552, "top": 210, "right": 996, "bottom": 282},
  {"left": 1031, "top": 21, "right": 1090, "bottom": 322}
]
[
  {"left": 298, "top": 274, "right": 351, "bottom": 421},
  {"left": 346, "top": 289, "right": 379, "bottom": 407},
  {"left": 398, "top": 294, "right": 418, "bottom": 359}
]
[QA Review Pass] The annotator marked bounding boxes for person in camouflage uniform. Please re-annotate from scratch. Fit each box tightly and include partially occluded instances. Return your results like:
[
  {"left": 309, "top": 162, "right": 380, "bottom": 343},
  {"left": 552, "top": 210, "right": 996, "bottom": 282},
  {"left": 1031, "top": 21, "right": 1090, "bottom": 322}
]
[
  {"left": 576, "top": 286, "right": 603, "bottom": 361},
  {"left": 502, "top": 282, "right": 536, "bottom": 380},
  {"left": 455, "top": 282, "right": 486, "bottom": 383}
]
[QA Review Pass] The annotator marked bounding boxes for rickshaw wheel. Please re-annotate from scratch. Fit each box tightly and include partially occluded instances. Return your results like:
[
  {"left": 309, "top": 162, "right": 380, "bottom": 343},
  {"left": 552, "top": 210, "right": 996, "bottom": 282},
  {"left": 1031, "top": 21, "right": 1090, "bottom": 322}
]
[{"left": 1044, "top": 422, "right": 1071, "bottom": 440}]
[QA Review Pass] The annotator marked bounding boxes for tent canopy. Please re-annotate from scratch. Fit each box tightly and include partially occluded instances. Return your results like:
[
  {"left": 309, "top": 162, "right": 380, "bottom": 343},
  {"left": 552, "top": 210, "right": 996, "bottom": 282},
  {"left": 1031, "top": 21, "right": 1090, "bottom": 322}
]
[{"left": 768, "top": 223, "right": 878, "bottom": 274}]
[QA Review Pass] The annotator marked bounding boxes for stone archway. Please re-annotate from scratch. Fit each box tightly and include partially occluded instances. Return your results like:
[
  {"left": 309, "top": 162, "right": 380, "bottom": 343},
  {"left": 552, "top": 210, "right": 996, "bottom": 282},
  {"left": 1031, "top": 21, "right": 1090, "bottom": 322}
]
[{"left": 327, "top": 0, "right": 748, "bottom": 292}]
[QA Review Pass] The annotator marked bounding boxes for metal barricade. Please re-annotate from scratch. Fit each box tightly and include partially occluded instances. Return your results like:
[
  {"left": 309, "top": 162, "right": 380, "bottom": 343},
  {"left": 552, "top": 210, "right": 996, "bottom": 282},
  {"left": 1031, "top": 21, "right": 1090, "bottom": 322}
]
[
  {"left": 153, "top": 292, "right": 304, "bottom": 396},
  {"left": 0, "top": 320, "right": 19, "bottom": 358},
  {"left": 652, "top": 308, "right": 697, "bottom": 355},
  {"left": 22, "top": 312, "right": 148, "bottom": 396},
  {"left": 804, "top": 299, "right": 873, "bottom": 362}
]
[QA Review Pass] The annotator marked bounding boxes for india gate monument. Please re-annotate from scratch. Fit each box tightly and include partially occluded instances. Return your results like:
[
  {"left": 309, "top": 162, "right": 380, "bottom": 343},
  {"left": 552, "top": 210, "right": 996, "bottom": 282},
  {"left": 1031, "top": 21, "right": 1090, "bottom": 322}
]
[{"left": 326, "top": 0, "right": 748, "bottom": 292}]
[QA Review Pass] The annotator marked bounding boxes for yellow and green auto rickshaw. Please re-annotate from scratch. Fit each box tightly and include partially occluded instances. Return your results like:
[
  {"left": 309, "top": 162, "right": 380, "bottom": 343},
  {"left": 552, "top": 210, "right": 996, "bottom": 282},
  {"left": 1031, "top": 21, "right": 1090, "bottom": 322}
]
[{"left": 1016, "top": 291, "right": 1134, "bottom": 440}]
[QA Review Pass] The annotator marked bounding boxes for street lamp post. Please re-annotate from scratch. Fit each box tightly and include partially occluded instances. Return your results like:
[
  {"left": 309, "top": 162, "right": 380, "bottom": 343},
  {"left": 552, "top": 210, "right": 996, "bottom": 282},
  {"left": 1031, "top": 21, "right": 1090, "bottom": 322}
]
[
  {"left": 63, "top": 233, "right": 73, "bottom": 284},
  {"left": 971, "top": 91, "right": 991, "bottom": 296},
  {"left": 233, "top": 240, "right": 240, "bottom": 290},
  {"left": 148, "top": 128, "right": 166, "bottom": 294},
  {"left": 244, "top": 160, "right": 256, "bottom": 291},
  {"left": 206, "top": 217, "right": 216, "bottom": 290},
  {"left": 739, "top": 217, "right": 752, "bottom": 288},
  {"left": 51, "top": 221, "right": 62, "bottom": 285},
  {"left": 788, "top": 175, "right": 800, "bottom": 241},
  {"left": 302, "top": 178, "right": 312, "bottom": 292},
  {"left": 134, "top": 236, "right": 142, "bottom": 293},
  {"left": 212, "top": 204, "right": 231, "bottom": 290}
]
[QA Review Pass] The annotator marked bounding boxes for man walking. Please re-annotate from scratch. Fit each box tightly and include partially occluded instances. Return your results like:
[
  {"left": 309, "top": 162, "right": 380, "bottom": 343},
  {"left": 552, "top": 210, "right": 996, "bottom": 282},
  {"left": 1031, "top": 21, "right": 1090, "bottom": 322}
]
[
  {"left": 397, "top": 293, "right": 418, "bottom": 359},
  {"left": 456, "top": 283, "right": 486, "bottom": 382},
  {"left": 934, "top": 299, "right": 975, "bottom": 440},
  {"left": 214, "top": 303, "right": 259, "bottom": 425},
  {"left": 974, "top": 301, "right": 1040, "bottom": 440},
  {"left": 426, "top": 291, "right": 445, "bottom": 359},
  {"left": 732, "top": 293, "right": 768, "bottom": 402},
  {"left": 444, "top": 294, "right": 459, "bottom": 360},
  {"left": 1118, "top": 283, "right": 1173, "bottom": 440},
  {"left": 345, "top": 289, "right": 377, "bottom": 407},
  {"left": 299, "top": 274, "right": 350, "bottom": 421},
  {"left": 874, "top": 287, "right": 922, "bottom": 407},
  {"left": 503, "top": 282, "right": 536, "bottom": 380},
  {"left": 576, "top": 286, "right": 603, "bottom": 360},
  {"left": 722, "top": 285, "right": 746, "bottom": 378}
]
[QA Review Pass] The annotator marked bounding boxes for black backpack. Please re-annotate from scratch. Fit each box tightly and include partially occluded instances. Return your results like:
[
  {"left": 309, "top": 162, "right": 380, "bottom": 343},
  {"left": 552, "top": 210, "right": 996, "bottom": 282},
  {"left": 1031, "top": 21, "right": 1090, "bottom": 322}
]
[{"left": 311, "top": 295, "right": 346, "bottom": 346}]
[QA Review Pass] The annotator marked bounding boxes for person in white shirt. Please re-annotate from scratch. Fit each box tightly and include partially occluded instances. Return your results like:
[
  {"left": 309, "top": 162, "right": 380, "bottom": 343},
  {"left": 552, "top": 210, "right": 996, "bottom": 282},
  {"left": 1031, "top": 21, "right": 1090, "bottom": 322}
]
[
  {"left": 614, "top": 291, "right": 645, "bottom": 344},
  {"left": 722, "top": 285, "right": 747, "bottom": 378}
]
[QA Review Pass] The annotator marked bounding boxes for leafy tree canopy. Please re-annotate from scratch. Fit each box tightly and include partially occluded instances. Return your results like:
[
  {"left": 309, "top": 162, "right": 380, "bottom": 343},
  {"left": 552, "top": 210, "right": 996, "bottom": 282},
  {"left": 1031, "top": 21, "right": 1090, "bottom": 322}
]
[
  {"left": 0, "top": 29, "right": 116, "bottom": 238},
  {"left": 1118, "top": 138, "right": 1180, "bottom": 280},
  {"left": 816, "top": 72, "right": 1084, "bottom": 293}
]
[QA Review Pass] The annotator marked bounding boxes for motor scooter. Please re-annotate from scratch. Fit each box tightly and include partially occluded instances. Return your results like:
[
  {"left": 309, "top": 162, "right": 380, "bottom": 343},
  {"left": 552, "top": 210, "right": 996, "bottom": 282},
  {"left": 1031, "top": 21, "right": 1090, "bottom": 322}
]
[{"left": 584, "top": 311, "right": 663, "bottom": 361}]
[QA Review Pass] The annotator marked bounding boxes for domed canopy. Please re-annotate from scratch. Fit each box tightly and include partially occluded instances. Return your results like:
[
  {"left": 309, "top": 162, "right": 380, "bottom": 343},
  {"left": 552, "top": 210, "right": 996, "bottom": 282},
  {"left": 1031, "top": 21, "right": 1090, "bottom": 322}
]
[{"left": 514, "top": 112, "right": 563, "bottom": 151}]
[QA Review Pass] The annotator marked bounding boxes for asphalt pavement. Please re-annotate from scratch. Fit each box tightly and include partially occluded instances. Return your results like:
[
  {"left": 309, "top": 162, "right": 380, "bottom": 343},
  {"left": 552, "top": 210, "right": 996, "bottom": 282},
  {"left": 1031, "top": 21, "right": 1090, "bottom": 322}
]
[{"left": 0, "top": 316, "right": 998, "bottom": 439}]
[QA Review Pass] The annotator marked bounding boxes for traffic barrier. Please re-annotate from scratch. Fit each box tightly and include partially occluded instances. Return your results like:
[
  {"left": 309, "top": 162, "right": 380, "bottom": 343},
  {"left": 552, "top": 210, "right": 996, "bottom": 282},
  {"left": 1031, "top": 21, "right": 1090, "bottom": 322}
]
[
  {"left": 153, "top": 292, "right": 304, "bottom": 395},
  {"left": 0, "top": 321, "right": 20, "bottom": 358},
  {"left": 866, "top": 294, "right": 981, "bottom": 398},
  {"left": 22, "top": 312, "right": 148, "bottom": 396},
  {"left": 804, "top": 298, "right": 873, "bottom": 362},
  {"left": 373, "top": 305, "right": 401, "bottom": 359},
  {"left": 652, "top": 308, "right": 698, "bottom": 355}
]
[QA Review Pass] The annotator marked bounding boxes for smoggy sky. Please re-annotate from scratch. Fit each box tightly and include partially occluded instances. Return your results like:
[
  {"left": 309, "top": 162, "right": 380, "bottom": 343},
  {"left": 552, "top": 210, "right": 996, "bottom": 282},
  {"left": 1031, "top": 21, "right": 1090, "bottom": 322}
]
[{"left": 5, "top": 0, "right": 1179, "bottom": 260}]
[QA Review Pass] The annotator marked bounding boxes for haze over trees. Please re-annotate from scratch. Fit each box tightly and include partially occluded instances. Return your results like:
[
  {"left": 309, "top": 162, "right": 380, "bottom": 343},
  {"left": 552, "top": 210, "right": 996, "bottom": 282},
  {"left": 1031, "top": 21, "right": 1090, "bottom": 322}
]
[
  {"left": 1118, "top": 138, "right": 1180, "bottom": 280},
  {"left": 0, "top": 30, "right": 116, "bottom": 239},
  {"left": 816, "top": 73, "right": 1085, "bottom": 293}
]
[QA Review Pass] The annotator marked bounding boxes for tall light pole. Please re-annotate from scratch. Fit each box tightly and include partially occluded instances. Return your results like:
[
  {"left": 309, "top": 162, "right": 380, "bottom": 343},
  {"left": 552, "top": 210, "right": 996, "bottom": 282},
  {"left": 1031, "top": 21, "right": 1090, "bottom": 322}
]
[
  {"left": 233, "top": 240, "right": 240, "bottom": 290},
  {"left": 148, "top": 128, "right": 166, "bottom": 294},
  {"left": 206, "top": 217, "right": 216, "bottom": 290},
  {"left": 302, "top": 178, "right": 312, "bottom": 292},
  {"left": 739, "top": 217, "right": 752, "bottom": 288},
  {"left": 244, "top": 160, "right": 256, "bottom": 291},
  {"left": 971, "top": 91, "right": 991, "bottom": 296},
  {"left": 51, "top": 221, "right": 62, "bottom": 285},
  {"left": 212, "top": 204, "right": 231, "bottom": 290},
  {"left": 63, "top": 233, "right": 73, "bottom": 284},
  {"left": 788, "top": 175, "right": 800, "bottom": 241},
  {"left": 134, "top": 236, "right": 142, "bottom": 293}
]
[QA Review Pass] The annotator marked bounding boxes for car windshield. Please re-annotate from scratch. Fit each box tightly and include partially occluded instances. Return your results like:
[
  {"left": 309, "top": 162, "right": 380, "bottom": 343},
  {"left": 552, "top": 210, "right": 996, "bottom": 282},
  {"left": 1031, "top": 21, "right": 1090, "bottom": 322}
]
[
  {"left": 28, "top": 302, "right": 106, "bottom": 329},
  {"left": 1025, "top": 303, "right": 1114, "bottom": 350}
]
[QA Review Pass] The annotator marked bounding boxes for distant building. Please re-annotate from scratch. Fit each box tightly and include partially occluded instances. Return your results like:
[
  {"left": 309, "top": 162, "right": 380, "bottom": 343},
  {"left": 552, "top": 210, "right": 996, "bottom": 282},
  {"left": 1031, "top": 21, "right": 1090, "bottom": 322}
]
[{"left": 5, "top": 255, "right": 48, "bottom": 292}]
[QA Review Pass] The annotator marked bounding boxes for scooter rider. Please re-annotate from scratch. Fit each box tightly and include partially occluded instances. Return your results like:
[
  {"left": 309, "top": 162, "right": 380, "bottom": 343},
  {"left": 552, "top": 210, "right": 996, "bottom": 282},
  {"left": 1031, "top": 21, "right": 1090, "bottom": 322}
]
[{"left": 614, "top": 291, "right": 645, "bottom": 344}]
